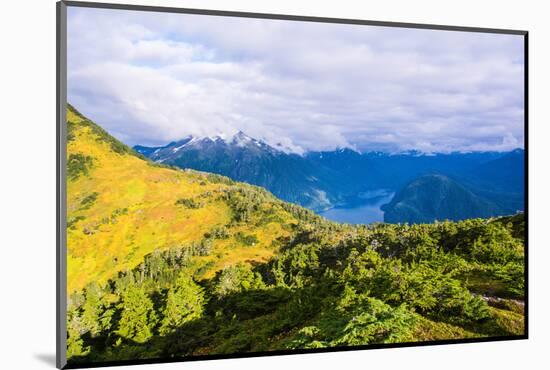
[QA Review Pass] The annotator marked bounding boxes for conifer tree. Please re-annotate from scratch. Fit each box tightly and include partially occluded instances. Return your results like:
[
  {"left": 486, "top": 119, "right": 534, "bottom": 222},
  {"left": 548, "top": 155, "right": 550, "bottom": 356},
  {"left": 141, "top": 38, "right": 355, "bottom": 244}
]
[
  {"left": 160, "top": 273, "right": 205, "bottom": 335},
  {"left": 116, "top": 285, "right": 158, "bottom": 343}
]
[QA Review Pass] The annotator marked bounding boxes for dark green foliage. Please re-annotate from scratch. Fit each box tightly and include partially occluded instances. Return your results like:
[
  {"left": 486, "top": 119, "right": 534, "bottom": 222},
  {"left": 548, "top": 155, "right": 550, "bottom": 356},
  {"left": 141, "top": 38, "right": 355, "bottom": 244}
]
[
  {"left": 116, "top": 285, "right": 158, "bottom": 343},
  {"left": 206, "top": 173, "right": 235, "bottom": 185},
  {"left": 107, "top": 208, "right": 129, "bottom": 224},
  {"left": 269, "top": 243, "right": 321, "bottom": 288},
  {"left": 67, "top": 121, "right": 77, "bottom": 142},
  {"left": 432, "top": 218, "right": 523, "bottom": 265},
  {"left": 175, "top": 197, "right": 203, "bottom": 209},
  {"left": 67, "top": 104, "right": 85, "bottom": 142},
  {"left": 223, "top": 187, "right": 264, "bottom": 223},
  {"left": 221, "top": 184, "right": 325, "bottom": 225},
  {"left": 280, "top": 201, "right": 322, "bottom": 223},
  {"left": 357, "top": 261, "right": 489, "bottom": 324},
  {"left": 67, "top": 215, "right": 86, "bottom": 230},
  {"left": 288, "top": 287, "right": 417, "bottom": 348},
  {"left": 212, "top": 287, "right": 292, "bottom": 322},
  {"left": 67, "top": 306, "right": 89, "bottom": 358},
  {"left": 67, "top": 153, "right": 94, "bottom": 180},
  {"left": 67, "top": 213, "right": 524, "bottom": 364},
  {"left": 214, "top": 263, "right": 265, "bottom": 297},
  {"left": 493, "top": 213, "right": 525, "bottom": 241},
  {"left": 80, "top": 283, "right": 115, "bottom": 337},
  {"left": 234, "top": 232, "right": 259, "bottom": 246},
  {"left": 160, "top": 273, "right": 205, "bottom": 335},
  {"left": 80, "top": 192, "right": 99, "bottom": 210},
  {"left": 205, "top": 226, "right": 230, "bottom": 239},
  {"left": 491, "top": 262, "right": 525, "bottom": 297}
]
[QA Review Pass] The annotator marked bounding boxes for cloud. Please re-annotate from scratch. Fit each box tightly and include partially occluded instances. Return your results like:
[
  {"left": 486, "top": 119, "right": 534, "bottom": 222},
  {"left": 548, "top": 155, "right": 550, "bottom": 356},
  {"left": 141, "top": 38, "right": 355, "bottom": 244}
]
[{"left": 67, "top": 7, "right": 525, "bottom": 153}]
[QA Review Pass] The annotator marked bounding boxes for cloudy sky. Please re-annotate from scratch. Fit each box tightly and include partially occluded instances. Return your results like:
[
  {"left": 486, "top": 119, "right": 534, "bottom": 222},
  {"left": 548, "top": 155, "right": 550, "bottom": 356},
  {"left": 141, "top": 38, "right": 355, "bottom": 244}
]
[{"left": 67, "top": 7, "right": 525, "bottom": 154}]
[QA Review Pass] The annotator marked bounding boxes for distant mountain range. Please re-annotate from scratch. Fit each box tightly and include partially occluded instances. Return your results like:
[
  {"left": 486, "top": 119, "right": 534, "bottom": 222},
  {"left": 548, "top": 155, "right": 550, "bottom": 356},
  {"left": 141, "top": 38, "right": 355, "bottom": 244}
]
[
  {"left": 135, "top": 132, "right": 525, "bottom": 223},
  {"left": 135, "top": 132, "right": 347, "bottom": 210}
]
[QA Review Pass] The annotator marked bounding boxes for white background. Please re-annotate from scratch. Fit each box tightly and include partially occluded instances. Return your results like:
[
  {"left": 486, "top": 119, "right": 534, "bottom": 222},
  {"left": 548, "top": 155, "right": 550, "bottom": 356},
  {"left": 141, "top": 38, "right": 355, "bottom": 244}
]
[{"left": 1, "top": 0, "right": 548, "bottom": 369}]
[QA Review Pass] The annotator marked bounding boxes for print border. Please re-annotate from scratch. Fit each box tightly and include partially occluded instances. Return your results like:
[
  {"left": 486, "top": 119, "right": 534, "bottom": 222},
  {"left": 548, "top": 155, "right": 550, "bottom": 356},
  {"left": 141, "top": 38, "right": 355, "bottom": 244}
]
[{"left": 56, "top": 1, "right": 529, "bottom": 368}]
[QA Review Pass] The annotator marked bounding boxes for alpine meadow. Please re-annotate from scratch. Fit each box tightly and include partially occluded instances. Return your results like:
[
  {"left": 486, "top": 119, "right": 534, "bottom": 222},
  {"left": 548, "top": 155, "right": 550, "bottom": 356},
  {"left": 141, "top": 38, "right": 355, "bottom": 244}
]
[
  {"left": 66, "top": 105, "right": 525, "bottom": 365},
  {"left": 64, "top": 6, "right": 526, "bottom": 367}
]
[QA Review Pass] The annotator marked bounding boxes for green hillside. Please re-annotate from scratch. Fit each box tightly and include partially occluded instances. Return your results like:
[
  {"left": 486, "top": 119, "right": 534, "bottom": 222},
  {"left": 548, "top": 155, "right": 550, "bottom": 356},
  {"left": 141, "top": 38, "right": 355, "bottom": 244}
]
[
  {"left": 66, "top": 106, "right": 525, "bottom": 365},
  {"left": 383, "top": 174, "right": 506, "bottom": 223}
]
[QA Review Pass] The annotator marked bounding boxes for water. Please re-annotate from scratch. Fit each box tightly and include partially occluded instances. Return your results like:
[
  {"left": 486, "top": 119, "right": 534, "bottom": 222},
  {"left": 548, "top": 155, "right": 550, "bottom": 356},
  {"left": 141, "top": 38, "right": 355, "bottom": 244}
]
[{"left": 319, "top": 190, "right": 395, "bottom": 225}]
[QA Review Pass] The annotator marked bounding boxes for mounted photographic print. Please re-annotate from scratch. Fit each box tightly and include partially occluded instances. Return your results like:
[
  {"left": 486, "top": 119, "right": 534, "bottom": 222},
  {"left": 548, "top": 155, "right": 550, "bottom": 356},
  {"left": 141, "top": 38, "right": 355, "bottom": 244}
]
[{"left": 56, "top": 1, "right": 528, "bottom": 368}]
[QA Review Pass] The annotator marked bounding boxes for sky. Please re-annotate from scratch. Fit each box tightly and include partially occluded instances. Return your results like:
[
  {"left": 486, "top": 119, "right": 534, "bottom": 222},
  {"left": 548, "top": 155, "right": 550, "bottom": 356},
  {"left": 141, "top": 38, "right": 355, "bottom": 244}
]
[{"left": 67, "top": 7, "right": 525, "bottom": 154}]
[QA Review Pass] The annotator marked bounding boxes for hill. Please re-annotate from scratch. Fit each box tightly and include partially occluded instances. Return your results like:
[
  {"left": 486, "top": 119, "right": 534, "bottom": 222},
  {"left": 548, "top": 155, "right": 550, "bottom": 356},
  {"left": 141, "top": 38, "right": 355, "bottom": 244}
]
[
  {"left": 66, "top": 105, "right": 302, "bottom": 293},
  {"left": 65, "top": 105, "right": 525, "bottom": 366},
  {"left": 382, "top": 174, "right": 506, "bottom": 223}
]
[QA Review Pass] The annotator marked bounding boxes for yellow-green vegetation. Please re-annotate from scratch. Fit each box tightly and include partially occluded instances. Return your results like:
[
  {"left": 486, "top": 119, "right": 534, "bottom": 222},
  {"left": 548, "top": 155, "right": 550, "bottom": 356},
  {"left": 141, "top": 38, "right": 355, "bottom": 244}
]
[
  {"left": 66, "top": 105, "right": 296, "bottom": 293},
  {"left": 66, "top": 105, "right": 525, "bottom": 365}
]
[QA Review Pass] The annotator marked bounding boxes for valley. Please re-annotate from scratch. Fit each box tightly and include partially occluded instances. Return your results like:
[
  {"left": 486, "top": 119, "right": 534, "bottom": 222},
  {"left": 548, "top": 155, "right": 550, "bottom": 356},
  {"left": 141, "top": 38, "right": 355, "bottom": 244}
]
[
  {"left": 319, "top": 189, "right": 394, "bottom": 224},
  {"left": 66, "top": 105, "right": 525, "bottom": 365},
  {"left": 135, "top": 133, "right": 524, "bottom": 224}
]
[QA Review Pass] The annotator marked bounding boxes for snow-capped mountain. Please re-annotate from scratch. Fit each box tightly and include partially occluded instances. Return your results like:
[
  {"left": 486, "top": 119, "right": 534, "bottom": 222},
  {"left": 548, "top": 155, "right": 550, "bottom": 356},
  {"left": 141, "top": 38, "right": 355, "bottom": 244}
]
[
  {"left": 135, "top": 132, "right": 524, "bottom": 219},
  {"left": 135, "top": 131, "right": 280, "bottom": 163},
  {"left": 134, "top": 131, "right": 347, "bottom": 210}
]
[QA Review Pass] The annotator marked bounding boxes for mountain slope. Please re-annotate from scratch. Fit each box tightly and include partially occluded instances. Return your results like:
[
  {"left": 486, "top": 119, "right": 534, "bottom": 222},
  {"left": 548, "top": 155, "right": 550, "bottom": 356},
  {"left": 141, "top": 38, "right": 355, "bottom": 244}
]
[
  {"left": 66, "top": 105, "right": 300, "bottom": 293},
  {"left": 307, "top": 150, "right": 508, "bottom": 192},
  {"left": 382, "top": 174, "right": 506, "bottom": 223},
  {"left": 305, "top": 149, "right": 524, "bottom": 223},
  {"left": 137, "top": 133, "right": 524, "bottom": 221},
  {"left": 65, "top": 105, "right": 524, "bottom": 365},
  {"left": 135, "top": 133, "right": 347, "bottom": 211},
  {"left": 467, "top": 149, "right": 525, "bottom": 193}
]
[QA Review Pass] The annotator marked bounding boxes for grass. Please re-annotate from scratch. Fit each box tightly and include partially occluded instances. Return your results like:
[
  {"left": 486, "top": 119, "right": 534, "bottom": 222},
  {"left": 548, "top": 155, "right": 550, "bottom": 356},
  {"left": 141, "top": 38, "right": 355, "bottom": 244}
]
[
  {"left": 411, "top": 316, "right": 480, "bottom": 341},
  {"left": 66, "top": 108, "right": 297, "bottom": 293},
  {"left": 462, "top": 268, "right": 522, "bottom": 299}
]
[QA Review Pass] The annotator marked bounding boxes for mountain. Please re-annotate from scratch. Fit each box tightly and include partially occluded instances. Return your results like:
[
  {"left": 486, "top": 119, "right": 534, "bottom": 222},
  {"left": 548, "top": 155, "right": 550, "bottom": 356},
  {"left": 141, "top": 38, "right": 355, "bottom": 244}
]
[
  {"left": 305, "top": 148, "right": 376, "bottom": 195},
  {"left": 382, "top": 174, "right": 507, "bottom": 223},
  {"left": 135, "top": 132, "right": 347, "bottom": 211},
  {"left": 137, "top": 133, "right": 524, "bottom": 223},
  {"left": 307, "top": 149, "right": 508, "bottom": 191},
  {"left": 65, "top": 104, "right": 524, "bottom": 366},
  {"left": 307, "top": 149, "right": 524, "bottom": 223},
  {"left": 467, "top": 148, "right": 525, "bottom": 193},
  {"left": 135, "top": 131, "right": 278, "bottom": 162},
  {"left": 66, "top": 105, "right": 304, "bottom": 293}
]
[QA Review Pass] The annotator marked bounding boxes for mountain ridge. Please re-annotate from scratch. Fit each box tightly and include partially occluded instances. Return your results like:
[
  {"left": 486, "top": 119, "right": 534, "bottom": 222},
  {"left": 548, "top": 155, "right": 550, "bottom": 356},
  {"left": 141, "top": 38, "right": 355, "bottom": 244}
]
[
  {"left": 382, "top": 174, "right": 508, "bottom": 223},
  {"left": 65, "top": 104, "right": 525, "bottom": 365},
  {"left": 134, "top": 132, "right": 349, "bottom": 211},
  {"left": 66, "top": 103, "right": 308, "bottom": 293},
  {"left": 135, "top": 131, "right": 524, "bottom": 223}
]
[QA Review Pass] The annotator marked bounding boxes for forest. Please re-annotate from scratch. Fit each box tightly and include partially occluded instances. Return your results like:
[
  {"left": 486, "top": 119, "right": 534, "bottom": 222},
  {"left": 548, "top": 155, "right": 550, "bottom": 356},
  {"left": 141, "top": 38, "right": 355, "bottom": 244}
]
[
  {"left": 67, "top": 209, "right": 525, "bottom": 363},
  {"left": 65, "top": 105, "right": 525, "bottom": 365}
]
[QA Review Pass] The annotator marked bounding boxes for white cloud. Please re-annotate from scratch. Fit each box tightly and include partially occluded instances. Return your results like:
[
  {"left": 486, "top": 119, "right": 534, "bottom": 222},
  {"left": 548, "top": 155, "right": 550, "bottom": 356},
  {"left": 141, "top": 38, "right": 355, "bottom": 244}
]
[{"left": 67, "top": 7, "right": 525, "bottom": 153}]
